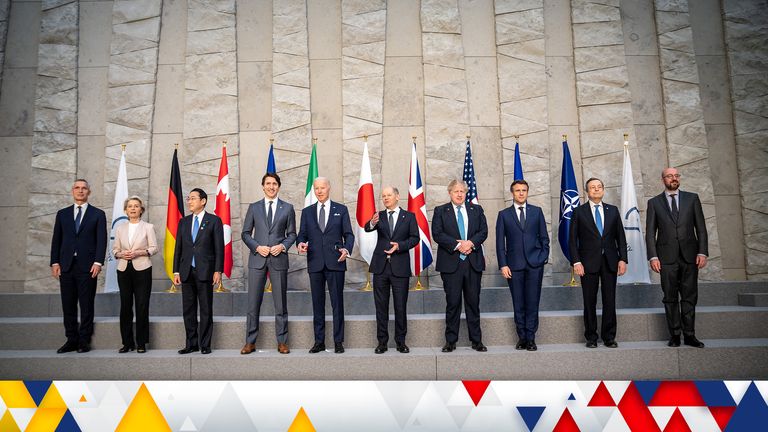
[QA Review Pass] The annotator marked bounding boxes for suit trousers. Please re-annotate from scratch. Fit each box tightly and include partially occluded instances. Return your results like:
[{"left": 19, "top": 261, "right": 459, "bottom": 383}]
[
  {"left": 441, "top": 259, "right": 483, "bottom": 344},
  {"left": 181, "top": 267, "right": 214, "bottom": 349},
  {"left": 246, "top": 265, "right": 288, "bottom": 344},
  {"left": 373, "top": 260, "right": 409, "bottom": 344},
  {"left": 508, "top": 264, "right": 544, "bottom": 342},
  {"left": 660, "top": 251, "right": 699, "bottom": 337},
  {"left": 116, "top": 262, "right": 152, "bottom": 346},
  {"left": 59, "top": 257, "right": 98, "bottom": 344},
  {"left": 580, "top": 256, "right": 617, "bottom": 343},
  {"left": 309, "top": 268, "right": 345, "bottom": 343}
]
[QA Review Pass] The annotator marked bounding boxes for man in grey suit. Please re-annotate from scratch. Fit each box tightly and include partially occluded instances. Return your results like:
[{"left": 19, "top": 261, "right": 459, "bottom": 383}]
[
  {"left": 646, "top": 167, "right": 708, "bottom": 348},
  {"left": 241, "top": 172, "right": 297, "bottom": 354}
]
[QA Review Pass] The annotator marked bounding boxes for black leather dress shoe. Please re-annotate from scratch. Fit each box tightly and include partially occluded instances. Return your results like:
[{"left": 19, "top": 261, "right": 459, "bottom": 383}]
[
  {"left": 668, "top": 335, "right": 681, "bottom": 347},
  {"left": 309, "top": 342, "right": 326, "bottom": 353},
  {"left": 137, "top": 345, "right": 146, "bottom": 353},
  {"left": 604, "top": 340, "right": 619, "bottom": 348},
  {"left": 334, "top": 342, "right": 345, "bottom": 353},
  {"left": 77, "top": 343, "right": 91, "bottom": 353},
  {"left": 684, "top": 336, "right": 705, "bottom": 348},
  {"left": 178, "top": 346, "right": 199, "bottom": 355},
  {"left": 396, "top": 343, "right": 410, "bottom": 353},
  {"left": 472, "top": 342, "right": 488, "bottom": 352},
  {"left": 515, "top": 340, "right": 528, "bottom": 350},
  {"left": 586, "top": 341, "right": 598, "bottom": 348},
  {"left": 201, "top": 347, "right": 212, "bottom": 354},
  {"left": 118, "top": 345, "right": 135, "bottom": 354},
  {"left": 441, "top": 343, "right": 456, "bottom": 353},
  {"left": 374, "top": 344, "right": 388, "bottom": 354},
  {"left": 526, "top": 341, "right": 538, "bottom": 351},
  {"left": 57, "top": 342, "right": 78, "bottom": 354}
]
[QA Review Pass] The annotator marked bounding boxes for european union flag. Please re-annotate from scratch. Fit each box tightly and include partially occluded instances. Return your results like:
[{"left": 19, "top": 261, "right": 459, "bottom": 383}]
[
  {"left": 513, "top": 140, "right": 524, "bottom": 180},
  {"left": 267, "top": 143, "right": 276, "bottom": 173},
  {"left": 558, "top": 139, "right": 579, "bottom": 262}
]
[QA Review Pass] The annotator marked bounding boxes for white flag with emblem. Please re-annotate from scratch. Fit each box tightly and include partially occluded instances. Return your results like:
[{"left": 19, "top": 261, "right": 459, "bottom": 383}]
[
  {"left": 618, "top": 142, "right": 651, "bottom": 284},
  {"left": 105, "top": 148, "right": 129, "bottom": 293}
]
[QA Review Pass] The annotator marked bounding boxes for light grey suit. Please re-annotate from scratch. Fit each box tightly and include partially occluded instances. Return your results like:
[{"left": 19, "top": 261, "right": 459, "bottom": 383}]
[{"left": 242, "top": 198, "right": 297, "bottom": 344}]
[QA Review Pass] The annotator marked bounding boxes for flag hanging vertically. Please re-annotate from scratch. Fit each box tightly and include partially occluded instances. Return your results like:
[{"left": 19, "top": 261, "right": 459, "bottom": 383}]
[
  {"left": 215, "top": 145, "right": 233, "bottom": 278},
  {"left": 105, "top": 147, "right": 129, "bottom": 293},
  {"left": 164, "top": 148, "right": 184, "bottom": 281},
  {"left": 618, "top": 138, "right": 651, "bottom": 284},
  {"left": 267, "top": 141, "right": 276, "bottom": 173},
  {"left": 356, "top": 141, "right": 377, "bottom": 264},
  {"left": 514, "top": 140, "right": 524, "bottom": 180},
  {"left": 304, "top": 143, "right": 319, "bottom": 207},
  {"left": 408, "top": 142, "right": 433, "bottom": 275},
  {"left": 558, "top": 138, "right": 580, "bottom": 262},
  {"left": 463, "top": 140, "right": 479, "bottom": 205}
]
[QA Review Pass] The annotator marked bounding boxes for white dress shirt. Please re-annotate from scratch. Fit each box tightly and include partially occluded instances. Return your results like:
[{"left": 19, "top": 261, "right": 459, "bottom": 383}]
[
  {"left": 265, "top": 198, "right": 277, "bottom": 225},
  {"left": 514, "top": 202, "right": 526, "bottom": 224},
  {"left": 386, "top": 207, "right": 400, "bottom": 232},
  {"left": 455, "top": 204, "right": 469, "bottom": 238},
  {"left": 73, "top": 202, "right": 89, "bottom": 221},
  {"left": 316, "top": 200, "right": 330, "bottom": 228},
  {"left": 191, "top": 210, "right": 206, "bottom": 236},
  {"left": 590, "top": 201, "right": 604, "bottom": 228}
]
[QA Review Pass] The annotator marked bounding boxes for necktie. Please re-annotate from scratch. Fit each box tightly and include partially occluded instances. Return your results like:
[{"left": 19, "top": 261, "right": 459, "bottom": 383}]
[
  {"left": 457, "top": 206, "right": 466, "bottom": 260},
  {"left": 319, "top": 203, "right": 326, "bottom": 231},
  {"left": 594, "top": 204, "right": 603, "bottom": 236},
  {"left": 74, "top": 206, "right": 82, "bottom": 232},
  {"left": 670, "top": 193, "right": 679, "bottom": 222},
  {"left": 388, "top": 211, "right": 395, "bottom": 237},
  {"left": 192, "top": 216, "right": 200, "bottom": 267},
  {"left": 518, "top": 206, "right": 526, "bottom": 229},
  {"left": 267, "top": 201, "right": 274, "bottom": 228}
]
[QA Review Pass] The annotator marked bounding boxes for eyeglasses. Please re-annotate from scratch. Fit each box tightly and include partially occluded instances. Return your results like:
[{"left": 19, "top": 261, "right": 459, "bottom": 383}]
[
  {"left": 185, "top": 196, "right": 200, "bottom": 202},
  {"left": 663, "top": 174, "right": 682, "bottom": 179}
]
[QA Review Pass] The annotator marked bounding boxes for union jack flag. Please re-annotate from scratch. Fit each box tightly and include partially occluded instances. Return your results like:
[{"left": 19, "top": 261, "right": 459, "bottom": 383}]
[
  {"left": 408, "top": 142, "right": 433, "bottom": 275},
  {"left": 463, "top": 140, "right": 479, "bottom": 205}
]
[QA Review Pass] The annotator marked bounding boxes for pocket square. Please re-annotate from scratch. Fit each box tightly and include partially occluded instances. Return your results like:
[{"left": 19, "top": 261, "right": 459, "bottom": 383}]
[{"left": 333, "top": 213, "right": 341, "bottom": 216}]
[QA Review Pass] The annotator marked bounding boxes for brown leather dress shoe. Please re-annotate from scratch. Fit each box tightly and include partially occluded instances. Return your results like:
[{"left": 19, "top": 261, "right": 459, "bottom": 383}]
[
  {"left": 278, "top": 343, "right": 290, "bottom": 354},
  {"left": 240, "top": 343, "right": 256, "bottom": 355}
]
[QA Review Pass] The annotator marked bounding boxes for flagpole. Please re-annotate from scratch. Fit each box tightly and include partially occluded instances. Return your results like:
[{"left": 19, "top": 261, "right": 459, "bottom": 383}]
[
  {"left": 166, "top": 142, "right": 182, "bottom": 293},
  {"left": 214, "top": 139, "right": 231, "bottom": 293},
  {"left": 409, "top": 136, "right": 428, "bottom": 291},
  {"left": 265, "top": 137, "right": 275, "bottom": 293}
]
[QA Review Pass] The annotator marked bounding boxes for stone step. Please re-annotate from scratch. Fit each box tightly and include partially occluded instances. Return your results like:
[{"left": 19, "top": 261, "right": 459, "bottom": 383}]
[
  {"left": 739, "top": 292, "right": 768, "bottom": 307},
  {"left": 1, "top": 281, "right": 766, "bottom": 317},
  {"left": 1, "top": 338, "right": 766, "bottom": 380},
  {"left": 1, "top": 306, "right": 765, "bottom": 351}
]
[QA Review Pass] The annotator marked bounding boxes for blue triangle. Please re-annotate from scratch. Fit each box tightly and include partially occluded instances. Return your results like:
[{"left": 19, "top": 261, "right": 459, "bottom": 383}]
[
  {"left": 695, "top": 381, "right": 736, "bottom": 407},
  {"left": 568, "top": 393, "right": 576, "bottom": 401},
  {"left": 25, "top": 380, "right": 53, "bottom": 406},
  {"left": 517, "top": 406, "right": 546, "bottom": 432},
  {"left": 725, "top": 382, "right": 768, "bottom": 432},
  {"left": 55, "top": 409, "right": 82, "bottom": 432},
  {"left": 634, "top": 381, "right": 661, "bottom": 405}
]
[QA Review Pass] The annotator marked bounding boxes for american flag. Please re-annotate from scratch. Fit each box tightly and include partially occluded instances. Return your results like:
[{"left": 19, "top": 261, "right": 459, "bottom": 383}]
[
  {"left": 463, "top": 140, "right": 479, "bottom": 204},
  {"left": 408, "top": 142, "right": 433, "bottom": 275}
]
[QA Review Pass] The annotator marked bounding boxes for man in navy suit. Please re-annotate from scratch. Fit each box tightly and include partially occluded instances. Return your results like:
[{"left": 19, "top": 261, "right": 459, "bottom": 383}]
[
  {"left": 297, "top": 177, "right": 355, "bottom": 354},
  {"left": 50, "top": 179, "right": 107, "bottom": 354},
  {"left": 569, "top": 178, "right": 627, "bottom": 348},
  {"left": 432, "top": 179, "right": 489, "bottom": 353},
  {"left": 173, "top": 188, "right": 225, "bottom": 355},
  {"left": 495, "top": 180, "right": 550, "bottom": 351}
]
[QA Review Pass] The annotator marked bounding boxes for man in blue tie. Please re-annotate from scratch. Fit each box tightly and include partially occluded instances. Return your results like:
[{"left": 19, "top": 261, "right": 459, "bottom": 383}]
[{"left": 568, "top": 178, "right": 627, "bottom": 348}]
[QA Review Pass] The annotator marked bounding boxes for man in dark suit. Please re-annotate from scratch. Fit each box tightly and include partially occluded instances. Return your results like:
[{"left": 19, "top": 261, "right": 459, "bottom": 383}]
[
  {"left": 364, "top": 186, "right": 419, "bottom": 354},
  {"left": 50, "top": 179, "right": 107, "bottom": 354},
  {"left": 432, "top": 179, "right": 489, "bottom": 353},
  {"left": 569, "top": 177, "right": 627, "bottom": 348},
  {"left": 173, "top": 188, "right": 224, "bottom": 355},
  {"left": 495, "top": 180, "right": 550, "bottom": 351},
  {"left": 646, "top": 167, "right": 708, "bottom": 348},
  {"left": 297, "top": 177, "right": 355, "bottom": 354},
  {"left": 241, "top": 173, "right": 296, "bottom": 355}
]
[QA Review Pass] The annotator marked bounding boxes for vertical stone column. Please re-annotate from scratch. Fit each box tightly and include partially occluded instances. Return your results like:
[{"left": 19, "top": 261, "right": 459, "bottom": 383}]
[
  {"left": 0, "top": 0, "right": 9, "bottom": 88},
  {"left": 25, "top": 0, "right": 79, "bottom": 292},
  {"left": 723, "top": 0, "right": 768, "bottom": 280},
  {"left": 653, "top": 0, "right": 722, "bottom": 280},
  {"left": 183, "top": 0, "right": 242, "bottom": 289}
]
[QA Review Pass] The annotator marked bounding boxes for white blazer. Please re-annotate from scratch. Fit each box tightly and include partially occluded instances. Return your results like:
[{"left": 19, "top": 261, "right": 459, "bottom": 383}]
[{"left": 112, "top": 220, "right": 158, "bottom": 271}]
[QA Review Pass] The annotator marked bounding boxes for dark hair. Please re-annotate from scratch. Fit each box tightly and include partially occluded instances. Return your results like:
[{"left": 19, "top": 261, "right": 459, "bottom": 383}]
[
  {"left": 585, "top": 177, "right": 604, "bottom": 189},
  {"left": 510, "top": 179, "right": 529, "bottom": 192},
  {"left": 190, "top": 188, "right": 207, "bottom": 204},
  {"left": 262, "top": 172, "right": 281, "bottom": 186}
]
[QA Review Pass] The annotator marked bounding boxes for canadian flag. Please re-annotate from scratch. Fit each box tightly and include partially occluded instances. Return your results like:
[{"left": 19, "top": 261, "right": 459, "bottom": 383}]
[
  {"left": 356, "top": 142, "right": 377, "bottom": 264},
  {"left": 215, "top": 145, "right": 233, "bottom": 277}
]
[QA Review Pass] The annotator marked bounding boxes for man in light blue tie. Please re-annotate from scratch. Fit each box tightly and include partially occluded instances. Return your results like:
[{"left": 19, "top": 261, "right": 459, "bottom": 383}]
[{"left": 568, "top": 178, "right": 627, "bottom": 348}]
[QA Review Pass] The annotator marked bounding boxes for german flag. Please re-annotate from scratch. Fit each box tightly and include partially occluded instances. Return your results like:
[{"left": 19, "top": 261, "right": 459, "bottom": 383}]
[{"left": 164, "top": 148, "right": 184, "bottom": 280}]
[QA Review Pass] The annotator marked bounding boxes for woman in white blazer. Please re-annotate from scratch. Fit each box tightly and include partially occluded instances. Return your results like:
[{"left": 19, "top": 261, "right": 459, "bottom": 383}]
[{"left": 112, "top": 196, "right": 158, "bottom": 353}]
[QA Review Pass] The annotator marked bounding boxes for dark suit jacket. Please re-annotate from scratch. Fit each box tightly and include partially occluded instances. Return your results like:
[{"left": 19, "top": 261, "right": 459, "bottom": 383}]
[
  {"left": 296, "top": 201, "right": 355, "bottom": 273},
  {"left": 241, "top": 198, "right": 297, "bottom": 271},
  {"left": 569, "top": 201, "right": 628, "bottom": 273},
  {"left": 431, "top": 202, "right": 488, "bottom": 273},
  {"left": 645, "top": 191, "right": 708, "bottom": 264},
  {"left": 173, "top": 212, "right": 225, "bottom": 281},
  {"left": 364, "top": 208, "right": 420, "bottom": 277},
  {"left": 495, "top": 203, "right": 550, "bottom": 271},
  {"left": 50, "top": 204, "right": 107, "bottom": 273}
]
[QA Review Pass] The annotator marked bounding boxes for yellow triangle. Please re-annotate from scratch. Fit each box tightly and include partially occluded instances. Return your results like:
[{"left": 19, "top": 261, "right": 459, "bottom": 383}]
[
  {"left": 79, "top": 395, "right": 87, "bottom": 402},
  {"left": 287, "top": 407, "right": 316, "bottom": 432},
  {"left": 38, "top": 384, "right": 67, "bottom": 409},
  {"left": 0, "top": 410, "right": 21, "bottom": 432},
  {"left": 115, "top": 383, "right": 171, "bottom": 432},
  {"left": 0, "top": 381, "right": 36, "bottom": 408},
  {"left": 25, "top": 407, "right": 67, "bottom": 432}
]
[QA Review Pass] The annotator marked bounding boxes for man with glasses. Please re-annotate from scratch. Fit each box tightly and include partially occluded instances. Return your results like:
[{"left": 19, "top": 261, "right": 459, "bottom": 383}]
[{"left": 646, "top": 168, "right": 708, "bottom": 348}]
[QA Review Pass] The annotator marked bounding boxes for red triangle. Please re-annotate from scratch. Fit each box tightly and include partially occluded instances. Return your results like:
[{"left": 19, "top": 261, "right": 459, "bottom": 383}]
[
  {"left": 617, "top": 382, "right": 661, "bottom": 432},
  {"left": 663, "top": 408, "right": 692, "bottom": 432},
  {"left": 708, "top": 406, "right": 736, "bottom": 431},
  {"left": 462, "top": 381, "right": 491, "bottom": 406},
  {"left": 553, "top": 407, "right": 580, "bottom": 432},
  {"left": 649, "top": 381, "right": 706, "bottom": 406},
  {"left": 588, "top": 381, "right": 616, "bottom": 407}
]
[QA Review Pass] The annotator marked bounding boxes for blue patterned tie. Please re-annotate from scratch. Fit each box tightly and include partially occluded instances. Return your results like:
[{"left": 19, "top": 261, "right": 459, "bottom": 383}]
[
  {"left": 74, "top": 206, "right": 82, "bottom": 233},
  {"left": 457, "top": 206, "right": 466, "bottom": 260},
  {"left": 191, "top": 215, "right": 200, "bottom": 267},
  {"left": 594, "top": 204, "right": 603, "bottom": 236}
]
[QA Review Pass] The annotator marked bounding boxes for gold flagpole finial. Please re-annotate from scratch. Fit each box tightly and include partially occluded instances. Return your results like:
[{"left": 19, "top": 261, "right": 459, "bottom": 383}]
[
  {"left": 312, "top": 137, "right": 318, "bottom": 145},
  {"left": 269, "top": 137, "right": 274, "bottom": 145},
  {"left": 412, "top": 136, "right": 417, "bottom": 144},
  {"left": 623, "top": 133, "right": 629, "bottom": 140},
  {"left": 466, "top": 135, "right": 470, "bottom": 140},
  {"left": 222, "top": 139, "right": 227, "bottom": 148},
  {"left": 174, "top": 142, "right": 179, "bottom": 150},
  {"left": 563, "top": 134, "right": 568, "bottom": 140},
  {"left": 121, "top": 143, "right": 126, "bottom": 152},
  {"left": 514, "top": 134, "right": 519, "bottom": 141},
  {"left": 363, "top": 134, "right": 368, "bottom": 142}
]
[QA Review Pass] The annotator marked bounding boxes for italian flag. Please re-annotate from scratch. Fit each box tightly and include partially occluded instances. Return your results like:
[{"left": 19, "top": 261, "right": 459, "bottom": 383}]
[{"left": 304, "top": 143, "right": 319, "bottom": 207}]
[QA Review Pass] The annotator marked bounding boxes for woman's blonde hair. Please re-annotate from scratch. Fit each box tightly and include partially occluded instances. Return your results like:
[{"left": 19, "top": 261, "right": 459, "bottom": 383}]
[{"left": 123, "top": 195, "right": 145, "bottom": 216}]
